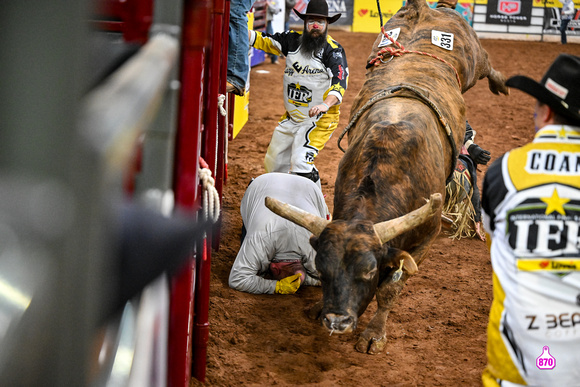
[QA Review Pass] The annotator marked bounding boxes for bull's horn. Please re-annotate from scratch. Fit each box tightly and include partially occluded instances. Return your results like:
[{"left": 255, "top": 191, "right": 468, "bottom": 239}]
[
  {"left": 265, "top": 196, "right": 330, "bottom": 236},
  {"left": 374, "top": 193, "right": 443, "bottom": 244}
]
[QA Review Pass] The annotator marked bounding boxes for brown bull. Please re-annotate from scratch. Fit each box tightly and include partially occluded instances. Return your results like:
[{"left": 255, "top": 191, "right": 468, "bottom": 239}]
[{"left": 266, "top": 0, "right": 509, "bottom": 354}]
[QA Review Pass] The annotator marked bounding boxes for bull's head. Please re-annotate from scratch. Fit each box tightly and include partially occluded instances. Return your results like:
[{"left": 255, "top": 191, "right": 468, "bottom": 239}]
[{"left": 265, "top": 193, "right": 441, "bottom": 335}]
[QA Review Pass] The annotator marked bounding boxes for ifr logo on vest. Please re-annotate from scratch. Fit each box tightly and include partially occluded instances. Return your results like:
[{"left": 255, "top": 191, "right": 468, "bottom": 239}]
[
  {"left": 288, "top": 83, "right": 313, "bottom": 107},
  {"left": 508, "top": 188, "right": 579, "bottom": 264}
]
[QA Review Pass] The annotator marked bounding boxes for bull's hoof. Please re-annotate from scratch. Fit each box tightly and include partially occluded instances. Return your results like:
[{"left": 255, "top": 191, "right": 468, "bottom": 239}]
[
  {"left": 355, "top": 333, "right": 387, "bottom": 354},
  {"left": 306, "top": 300, "right": 323, "bottom": 320}
]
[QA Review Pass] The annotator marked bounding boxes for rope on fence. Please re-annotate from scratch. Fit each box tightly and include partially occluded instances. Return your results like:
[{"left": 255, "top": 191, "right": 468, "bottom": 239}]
[
  {"left": 217, "top": 94, "right": 227, "bottom": 116},
  {"left": 199, "top": 166, "right": 220, "bottom": 223}
]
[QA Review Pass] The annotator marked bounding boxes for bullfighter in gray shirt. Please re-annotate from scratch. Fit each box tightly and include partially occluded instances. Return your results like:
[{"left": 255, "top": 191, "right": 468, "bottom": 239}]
[{"left": 228, "top": 173, "right": 330, "bottom": 294}]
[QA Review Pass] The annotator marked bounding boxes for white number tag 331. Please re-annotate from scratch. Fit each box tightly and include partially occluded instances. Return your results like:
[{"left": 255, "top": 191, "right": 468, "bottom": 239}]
[{"left": 431, "top": 30, "right": 454, "bottom": 51}]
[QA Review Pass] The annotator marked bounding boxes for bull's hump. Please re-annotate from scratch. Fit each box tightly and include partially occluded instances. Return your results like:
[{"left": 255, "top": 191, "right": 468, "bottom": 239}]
[{"left": 372, "top": 10, "right": 483, "bottom": 94}]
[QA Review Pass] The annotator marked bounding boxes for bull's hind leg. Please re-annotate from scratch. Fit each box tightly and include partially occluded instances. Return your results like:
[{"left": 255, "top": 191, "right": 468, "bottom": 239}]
[{"left": 355, "top": 276, "right": 407, "bottom": 354}]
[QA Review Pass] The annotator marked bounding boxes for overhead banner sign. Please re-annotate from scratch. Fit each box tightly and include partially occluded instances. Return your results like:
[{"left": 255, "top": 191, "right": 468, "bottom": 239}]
[
  {"left": 288, "top": 0, "right": 354, "bottom": 27},
  {"left": 485, "top": 0, "right": 533, "bottom": 26},
  {"left": 353, "top": 0, "right": 402, "bottom": 33},
  {"left": 428, "top": 1, "right": 475, "bottom": 25}
]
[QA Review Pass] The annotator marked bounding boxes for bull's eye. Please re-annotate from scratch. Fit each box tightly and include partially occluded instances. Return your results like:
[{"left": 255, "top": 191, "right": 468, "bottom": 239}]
[{"left": 361, "top": 268, "right": 377, "bottom": 281}]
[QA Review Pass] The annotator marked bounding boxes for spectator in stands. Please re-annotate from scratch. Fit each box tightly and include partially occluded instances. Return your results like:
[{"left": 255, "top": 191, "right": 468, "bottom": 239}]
[
  {"left": 248, "top": 0, "right": 348, "bottom": 187},
  {"left": 560, "top": 0, "right": 576, "bottom": 44},
  {"left": 481, "top": 53, "right": 580, "bottom": 386},
  {"left": 229, "top": 173, "right": 330, "bottom": 294},
  {"left": 226, "top": 0, "right": 256, "bottom": 96},
  {"left": 266, "top": 0, "right": 282, "bottom": 64}
]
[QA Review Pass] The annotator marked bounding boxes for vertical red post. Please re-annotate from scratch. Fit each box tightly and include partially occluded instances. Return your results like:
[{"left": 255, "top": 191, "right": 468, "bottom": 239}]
[
  {"left": 169, "top": 0, "right": 211, "bottom": 386},
  {"left": 191, "top": 0, "right": 226, "bottom": 381},
  {"left": 212, "top": 0, "right": 231, "bottom": 250},
  {"left": 215, "top": 0, "right": 230, "bottom": 200}
]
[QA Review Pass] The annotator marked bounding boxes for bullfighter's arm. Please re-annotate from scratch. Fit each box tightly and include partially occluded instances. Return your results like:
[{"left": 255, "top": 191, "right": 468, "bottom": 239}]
[
  {"left": 249, "top": 29, "right": 291, "bottom": 57},
  {"left": 309, "top": 95, "right": 339, "bottom": 117},
  {"left": 228, "top": 235, "right": 278, "bottom": 294},
  {"left": 323, "top": 38, "right": 349, "bottom": 104},
  {"left": 308, "top": 40, "right": 348, "bottom": 117}
]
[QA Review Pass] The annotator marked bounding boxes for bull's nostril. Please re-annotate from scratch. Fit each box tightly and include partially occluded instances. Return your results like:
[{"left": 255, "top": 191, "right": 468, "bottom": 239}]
[
  {"left": 323, "top": 314, "right": 354, "bottom": 332},
  {"left": 338, "top": 316, "right": 354, "bottom": 330}
]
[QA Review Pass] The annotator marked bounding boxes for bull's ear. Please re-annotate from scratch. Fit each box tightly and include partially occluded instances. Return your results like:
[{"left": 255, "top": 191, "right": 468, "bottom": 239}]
[
  {"left": 401, "top": 253, "right": 418, "bottom": 275},
  {"left": 381, "top": 248, "right": 418, "bottom": 275},
  {"left": 310, "top": 235, "right": 319, "bottom": 250}
]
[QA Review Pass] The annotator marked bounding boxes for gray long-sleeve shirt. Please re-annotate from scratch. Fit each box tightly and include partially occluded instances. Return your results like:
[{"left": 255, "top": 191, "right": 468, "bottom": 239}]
[{"left": 228, "top": 173, "right": 330, "bottom": 294}]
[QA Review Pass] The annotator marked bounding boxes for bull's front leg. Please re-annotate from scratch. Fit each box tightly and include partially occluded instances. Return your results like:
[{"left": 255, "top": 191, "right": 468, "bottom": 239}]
[
  {"left": 306, "top": 298, "right": 324, "bottom": 320},
  {"left": 355, "top": 275, "right": 407, "bottom": 354}
]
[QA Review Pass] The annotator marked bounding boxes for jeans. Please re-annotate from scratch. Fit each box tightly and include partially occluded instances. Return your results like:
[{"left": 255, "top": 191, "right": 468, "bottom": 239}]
[
  {"left": 561, "top": 18, "right": 571, "bottom": 44},
  {"left": 227, "top": 0, "right": 255, "bottom": 90}
]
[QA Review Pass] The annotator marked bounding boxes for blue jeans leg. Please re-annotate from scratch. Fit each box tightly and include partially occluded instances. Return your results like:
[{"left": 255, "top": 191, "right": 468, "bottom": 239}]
[
  {"left": 561, "top": 19, "right": 570, "bottom": 44},
  {"left": 227, "top": 0, "right": 254, "bottom": 90}
]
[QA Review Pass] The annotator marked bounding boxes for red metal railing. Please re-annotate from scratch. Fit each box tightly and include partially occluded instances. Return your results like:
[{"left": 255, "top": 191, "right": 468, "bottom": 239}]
[
  {"left": 171, "top": 0, "right": 212, "bottom": 385},
  {"left": 91, "top": 0, "right": 153, "bottom": 44},
  {"left": 92, "top": 0, "right": 232, "bottom": 383},
  {"left": 191, "top": 0, "right": 229, "bottom": 381}
]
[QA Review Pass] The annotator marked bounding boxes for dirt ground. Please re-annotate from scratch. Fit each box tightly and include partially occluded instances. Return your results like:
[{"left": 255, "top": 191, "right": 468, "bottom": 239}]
[{"left": 196, "top": 31, "right": 580, "bottom": 386}]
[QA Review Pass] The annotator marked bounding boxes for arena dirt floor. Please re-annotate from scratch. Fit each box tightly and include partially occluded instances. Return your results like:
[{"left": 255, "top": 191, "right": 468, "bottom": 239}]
[{"left": 193, "top": 31, "right": 580, "bottom": 386}]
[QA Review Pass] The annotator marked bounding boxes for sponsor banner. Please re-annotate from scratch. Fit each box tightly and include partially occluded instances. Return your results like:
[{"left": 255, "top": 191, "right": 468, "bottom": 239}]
[
  {"left": 486, "top": 0, "right": 533, "bottom": 26},
  {"left": 427, "top": 1, "right": 475, "bottom": 25},
  {"left": 539, "top": 0, "right": 579, "bottom": 7},
  {"left": 352, "top": 1, "right": 474, "bottom": 33},
  {"left": 288, "top": 0, "right": 354, "bottom": 27},
  {"left": 352, "top": 0, "right": 402, "bottom": 33},
  {"left": 517, "top": 259, "right": 580, "bottom": 272},
  {"left": 477, "top": 0, "right": 562, "bottom": 6},
  {"left": 477, "top": 0, "right": 551, "bottom": 5}
]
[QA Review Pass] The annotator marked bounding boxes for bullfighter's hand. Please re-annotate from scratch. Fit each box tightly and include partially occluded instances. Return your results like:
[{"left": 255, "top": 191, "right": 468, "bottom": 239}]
[
  {"left": 274, "top": 273, "right": 302, "bottom": 294},
  {"left": 467, "top": 144, "right": 491, "bottom": 165},
  {"left": 308, "top": 103, "right": 329, "bottom": 117},
  {"left": 475, "top": 221, "right": 486, "bottom": 242}
]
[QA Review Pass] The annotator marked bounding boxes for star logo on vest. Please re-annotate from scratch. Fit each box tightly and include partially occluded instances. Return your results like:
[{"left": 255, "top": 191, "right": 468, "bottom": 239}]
[
  {"left": 540, "top": 189, "right": 570, "bottom": 216},
  {"left": 558, "top": 127, "right": 568, "bottom": 139}
]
